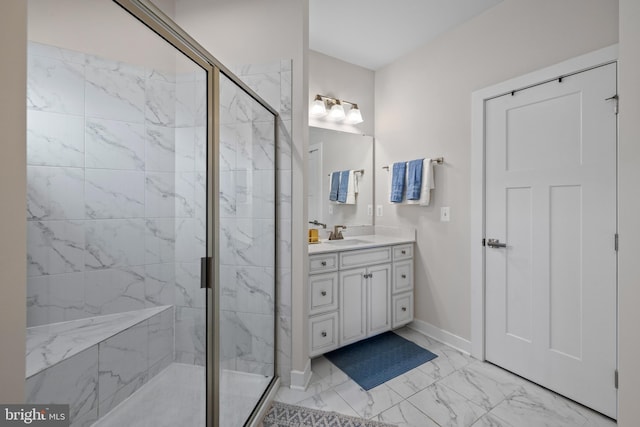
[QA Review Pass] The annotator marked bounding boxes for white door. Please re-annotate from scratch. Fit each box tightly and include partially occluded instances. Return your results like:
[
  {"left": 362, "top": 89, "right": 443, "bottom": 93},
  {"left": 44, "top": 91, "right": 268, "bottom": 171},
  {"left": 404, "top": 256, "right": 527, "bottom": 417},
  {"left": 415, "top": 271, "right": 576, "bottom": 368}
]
[
  {"left": 367, "top": 263, "right": 391, "bottom": 335},
  {"left": 485, "top": 63, "right": 617, "bottom": 418}
]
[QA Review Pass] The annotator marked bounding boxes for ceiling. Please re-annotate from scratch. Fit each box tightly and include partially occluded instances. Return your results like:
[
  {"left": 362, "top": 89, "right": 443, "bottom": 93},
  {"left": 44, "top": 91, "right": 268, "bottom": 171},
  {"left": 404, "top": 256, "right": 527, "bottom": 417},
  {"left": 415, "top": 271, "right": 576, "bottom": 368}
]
[{"left": 309, "top": 0, "right": 503, "bottom": 70}]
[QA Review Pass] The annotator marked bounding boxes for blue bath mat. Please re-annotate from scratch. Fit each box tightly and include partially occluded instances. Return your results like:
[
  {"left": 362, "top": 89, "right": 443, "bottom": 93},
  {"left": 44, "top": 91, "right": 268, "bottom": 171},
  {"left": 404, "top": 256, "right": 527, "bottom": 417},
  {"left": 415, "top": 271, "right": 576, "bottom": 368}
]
[{"left": 324, "top": 331, "right": 437, "bottom": 390}]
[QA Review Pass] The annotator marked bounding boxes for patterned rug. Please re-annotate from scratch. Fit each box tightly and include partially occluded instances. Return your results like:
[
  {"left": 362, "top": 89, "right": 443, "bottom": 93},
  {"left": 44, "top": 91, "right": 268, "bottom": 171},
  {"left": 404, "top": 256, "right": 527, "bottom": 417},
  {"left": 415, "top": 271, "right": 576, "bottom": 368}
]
[{"left": 261, "top": 401, "right": 396, "bottom": 427}]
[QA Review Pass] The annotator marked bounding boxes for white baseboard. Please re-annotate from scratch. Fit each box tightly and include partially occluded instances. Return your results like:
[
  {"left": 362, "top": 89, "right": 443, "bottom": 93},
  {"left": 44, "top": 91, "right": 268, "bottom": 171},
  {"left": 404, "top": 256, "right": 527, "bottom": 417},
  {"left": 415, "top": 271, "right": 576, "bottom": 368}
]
[
  {"left": 408, "top": 319, "right": 472, "bottom": 355},
  {"left": 289, "top": 358, "right": 312, "bottom": 390}
]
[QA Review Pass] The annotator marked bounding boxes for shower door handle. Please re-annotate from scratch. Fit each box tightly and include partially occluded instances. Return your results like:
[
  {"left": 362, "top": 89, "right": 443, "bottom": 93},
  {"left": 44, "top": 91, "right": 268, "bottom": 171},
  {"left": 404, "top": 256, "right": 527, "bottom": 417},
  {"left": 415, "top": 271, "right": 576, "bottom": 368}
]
[{"left": 201, "top": 257, "right": 213, "bottom": 288}]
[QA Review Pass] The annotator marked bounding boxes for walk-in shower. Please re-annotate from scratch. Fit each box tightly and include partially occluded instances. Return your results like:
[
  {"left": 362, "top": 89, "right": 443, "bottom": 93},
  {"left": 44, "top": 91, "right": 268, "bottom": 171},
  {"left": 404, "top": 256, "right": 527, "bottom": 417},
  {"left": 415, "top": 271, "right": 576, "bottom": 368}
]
[{"left": 25, "top": 1, "right": 280, "bottom": 425}]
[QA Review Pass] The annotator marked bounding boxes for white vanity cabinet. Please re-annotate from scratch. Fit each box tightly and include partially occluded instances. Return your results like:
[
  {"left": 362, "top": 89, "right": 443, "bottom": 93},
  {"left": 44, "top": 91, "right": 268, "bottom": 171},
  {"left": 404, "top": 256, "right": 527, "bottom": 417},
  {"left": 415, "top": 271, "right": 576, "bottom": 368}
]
[
  {"left": 308, "top": 241, "right": 414, "bottom": 357},
  {"left": 339, "top": 263, "right": 391, "bottom": 346}
]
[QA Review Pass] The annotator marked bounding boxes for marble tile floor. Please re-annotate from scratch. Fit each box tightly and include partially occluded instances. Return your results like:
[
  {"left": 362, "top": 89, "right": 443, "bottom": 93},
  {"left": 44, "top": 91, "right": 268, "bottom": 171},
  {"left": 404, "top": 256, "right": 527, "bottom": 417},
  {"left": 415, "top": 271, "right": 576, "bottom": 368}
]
[
  {"left": 94, "top": 363, "right": 272, "bottom": 427},
  {"left": 274, "top": 327, "right": 617, "bottom": 427}
]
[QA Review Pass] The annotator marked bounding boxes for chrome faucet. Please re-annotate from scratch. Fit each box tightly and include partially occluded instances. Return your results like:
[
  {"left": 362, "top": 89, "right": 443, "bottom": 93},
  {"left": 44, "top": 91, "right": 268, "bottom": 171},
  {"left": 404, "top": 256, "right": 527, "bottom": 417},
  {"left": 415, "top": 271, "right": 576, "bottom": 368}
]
[
  {"left": 329, "top": 225, "right": 346, "bottom": 240},
  {"left": 309, "top": 220, "right": 326, "bottom": 229}
]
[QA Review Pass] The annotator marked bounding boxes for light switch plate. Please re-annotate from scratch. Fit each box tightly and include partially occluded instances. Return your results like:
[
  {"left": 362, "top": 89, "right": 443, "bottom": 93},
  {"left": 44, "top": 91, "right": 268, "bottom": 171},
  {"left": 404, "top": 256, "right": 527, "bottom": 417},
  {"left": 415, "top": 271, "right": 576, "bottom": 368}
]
[
  {"left": 328, "top": 205, "right": 334, "bottom": 215},
  {"left": 367, "top": 204, "right": 373, "bottom": 216},
  {"left": 440, "top": 206, "right": 451, "bottom": 222},
  {"left": 376, "top": 205, "right": 383, "bottom": 217}
]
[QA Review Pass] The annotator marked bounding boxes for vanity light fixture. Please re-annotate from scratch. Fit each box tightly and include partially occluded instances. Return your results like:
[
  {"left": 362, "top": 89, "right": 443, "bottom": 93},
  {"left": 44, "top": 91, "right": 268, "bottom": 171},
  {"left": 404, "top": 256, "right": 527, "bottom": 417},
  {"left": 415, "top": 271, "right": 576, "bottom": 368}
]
[{"left": 310, "top": 94, "right": 364, "bottom": 124}]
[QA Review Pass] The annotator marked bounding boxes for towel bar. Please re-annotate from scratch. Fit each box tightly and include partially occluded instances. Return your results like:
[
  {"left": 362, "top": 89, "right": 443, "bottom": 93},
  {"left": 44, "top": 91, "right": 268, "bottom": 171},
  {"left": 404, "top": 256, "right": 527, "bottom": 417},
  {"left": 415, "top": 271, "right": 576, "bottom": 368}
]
[
  {"left": 327, "top": 169, "right": 364, "bottom": 176},
  {"left": 382, "top": 157, "right": 444, "bottom": 170}
]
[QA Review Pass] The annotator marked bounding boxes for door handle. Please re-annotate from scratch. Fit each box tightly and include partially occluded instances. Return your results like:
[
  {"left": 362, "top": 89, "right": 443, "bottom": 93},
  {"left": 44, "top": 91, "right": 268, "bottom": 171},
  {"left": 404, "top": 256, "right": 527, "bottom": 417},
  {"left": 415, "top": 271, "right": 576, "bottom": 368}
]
[{"left": 487, "top": 238, "right": 507, "bottom": 248}]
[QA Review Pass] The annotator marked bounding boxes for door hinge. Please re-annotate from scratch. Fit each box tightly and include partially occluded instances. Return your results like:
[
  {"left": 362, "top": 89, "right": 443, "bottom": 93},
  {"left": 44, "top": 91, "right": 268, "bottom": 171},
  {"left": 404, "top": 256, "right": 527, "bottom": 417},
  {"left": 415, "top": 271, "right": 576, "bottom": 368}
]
[
  {"left": 606, "top": 94, "right": 619, "bottom": 115},
  {"left": 615, "top": 233, "right": 619, "bottom": 252},
  {"left": 615, "top": 369, "right": 619, "bottom": 389}
]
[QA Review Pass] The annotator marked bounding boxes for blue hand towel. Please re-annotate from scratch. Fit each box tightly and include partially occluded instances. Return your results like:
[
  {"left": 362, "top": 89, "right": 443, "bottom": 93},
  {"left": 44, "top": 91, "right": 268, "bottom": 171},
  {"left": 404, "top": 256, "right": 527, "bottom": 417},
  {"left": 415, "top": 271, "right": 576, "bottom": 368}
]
[
  {"left": 406, "top": 159, "right": 424, "bottom": 200},
  {"left": 390, "top": 162, "right": 406, "bottom": 203},
  {"left": 329, "top": 171, "right": 340, "bottom": 201},
  {"left": 337, "top": 170, "right": 350, "bottom": 203}
]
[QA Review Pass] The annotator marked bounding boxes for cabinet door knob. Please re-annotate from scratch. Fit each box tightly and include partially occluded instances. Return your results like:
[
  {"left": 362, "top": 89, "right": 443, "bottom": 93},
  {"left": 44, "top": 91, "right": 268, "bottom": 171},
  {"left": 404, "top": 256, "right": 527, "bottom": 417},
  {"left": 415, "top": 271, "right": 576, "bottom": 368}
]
[
  {"left": 321, "top": 261, "right": 327, "bottom": 266},
  {"left": 401, "top": 250, "right": 406, "bottom": 254},
  {"left": 321, "top": 290, "right": 327, "bottom": 296},
  {"left": 321, "top": 331, "right": 327, "bottom": 337},
  {"left": 401, "top": 307, "right": 407, "bottom": 312},
  {"left": 401, "top": 274, "right": 407, "bottom": 279}
]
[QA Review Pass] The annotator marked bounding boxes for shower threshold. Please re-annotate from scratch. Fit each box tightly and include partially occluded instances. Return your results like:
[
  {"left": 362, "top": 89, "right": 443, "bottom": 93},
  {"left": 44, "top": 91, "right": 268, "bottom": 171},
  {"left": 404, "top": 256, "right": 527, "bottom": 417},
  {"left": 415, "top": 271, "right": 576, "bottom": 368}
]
[{"left": 93, "top": 363, "right": 271, "bottom": 427}]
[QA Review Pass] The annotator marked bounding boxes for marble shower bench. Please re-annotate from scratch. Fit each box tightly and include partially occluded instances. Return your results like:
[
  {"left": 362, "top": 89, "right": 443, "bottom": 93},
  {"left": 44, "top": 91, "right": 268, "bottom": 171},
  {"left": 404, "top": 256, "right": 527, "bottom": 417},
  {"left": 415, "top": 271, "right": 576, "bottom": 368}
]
[{"left": 26, "top": 306, "right": 174, "bottom": 426}]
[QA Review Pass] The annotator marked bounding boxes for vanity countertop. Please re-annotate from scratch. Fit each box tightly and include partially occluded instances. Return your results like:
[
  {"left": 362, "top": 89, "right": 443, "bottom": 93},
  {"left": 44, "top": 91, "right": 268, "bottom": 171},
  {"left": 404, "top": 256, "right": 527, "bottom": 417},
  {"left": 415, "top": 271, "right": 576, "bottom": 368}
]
[{"left": 308, "top": 234, "right": 415, "bottom": 255}]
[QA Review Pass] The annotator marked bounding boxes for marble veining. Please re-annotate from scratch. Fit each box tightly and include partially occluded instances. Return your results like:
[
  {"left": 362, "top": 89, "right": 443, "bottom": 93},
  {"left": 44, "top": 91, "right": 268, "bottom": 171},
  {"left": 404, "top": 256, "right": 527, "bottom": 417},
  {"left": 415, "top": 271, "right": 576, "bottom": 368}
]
[
  {"left": 27, "top": 110, "right": 85, "bottom": 168},
  {"left": 334, "top": 380, "right": 404, "bottom": 419},
  {"left": 376, "top": 400, "right": 439, "bottom": 427},
  {"left": 145, "top": 78, "right": 176, "bottom": 126},
  {"left": 85, "top": 55, "right": 145, "bottom": 123},
  {"left": 85, "top": 118, "right": 145, "bottom": 171},
  {"left": 27, "top": 55, "right": 85, "bottom": 115},
  {"left": 26, "top": 345, "right": 98, "bottom": 424},
  {"left": 84, "top": 266, "right": 146, "bottom": 316},
  {"left": 85, "top": 169, "right": 145, "bottom": 219},
  {"left": 26, "top": 305, "right": 171, "bottom": 378},
  {"left": 27, "top": 166, "right": 85, "bottom": 221},
  {"left": 27, "top": 220, "right": 85, "bottom": 277}
]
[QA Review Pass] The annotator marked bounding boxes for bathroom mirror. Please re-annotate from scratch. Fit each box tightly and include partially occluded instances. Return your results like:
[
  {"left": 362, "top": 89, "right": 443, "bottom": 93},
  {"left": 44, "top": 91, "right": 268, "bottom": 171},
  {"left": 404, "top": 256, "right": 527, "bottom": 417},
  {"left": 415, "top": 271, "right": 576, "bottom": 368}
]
[{"left": 308, "top": 126, "right": 374, "bottom": 229}]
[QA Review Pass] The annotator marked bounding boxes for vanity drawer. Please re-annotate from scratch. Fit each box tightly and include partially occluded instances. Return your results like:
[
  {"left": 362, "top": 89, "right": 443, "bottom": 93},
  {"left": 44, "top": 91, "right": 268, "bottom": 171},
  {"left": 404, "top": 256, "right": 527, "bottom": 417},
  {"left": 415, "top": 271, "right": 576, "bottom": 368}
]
[
  {"left": 393, "top": 244, "right": 413, "bottom": 261},
  {"left": 309, "top": 253, "right": 339, "bottom": 273},
  {"left": 309, "top": 272, "right": 339, "bottom": 316},
  {"left": 309, "top": 311, "right": 339, "bottom": 357},
  {"left": 392, "top": 293, "right": 414, "bottom": 328},
  {"left": 339, "top": 247, "right": 392, "bottom": 269},
  {"left": 393, "top": 260, "right": 413, "bottom": 294}
]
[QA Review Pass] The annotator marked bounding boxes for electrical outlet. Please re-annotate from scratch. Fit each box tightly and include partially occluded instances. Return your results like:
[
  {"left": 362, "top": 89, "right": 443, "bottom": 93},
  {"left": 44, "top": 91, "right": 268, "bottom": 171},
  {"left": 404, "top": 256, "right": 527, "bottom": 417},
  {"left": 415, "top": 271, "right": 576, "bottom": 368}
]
[
  {"left": 376, "top": 205, "right": 383, "bottom": 217},
  {"left": 367, "top": 204, "right": 373, "bottom": 216},
  {"left": 328, "top": 205, "right": 334, "bottom": 215},
  {"left": 440, "top": 206, "right": 451, "bottom": 222}
]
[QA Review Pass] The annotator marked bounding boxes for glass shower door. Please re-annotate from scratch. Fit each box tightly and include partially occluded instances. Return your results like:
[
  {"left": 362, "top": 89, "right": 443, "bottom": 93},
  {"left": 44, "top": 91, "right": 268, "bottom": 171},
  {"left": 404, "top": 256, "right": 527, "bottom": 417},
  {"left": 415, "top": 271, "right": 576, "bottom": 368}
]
[{"left": 218, "top": 72, "right": 277, "bottom": 427}]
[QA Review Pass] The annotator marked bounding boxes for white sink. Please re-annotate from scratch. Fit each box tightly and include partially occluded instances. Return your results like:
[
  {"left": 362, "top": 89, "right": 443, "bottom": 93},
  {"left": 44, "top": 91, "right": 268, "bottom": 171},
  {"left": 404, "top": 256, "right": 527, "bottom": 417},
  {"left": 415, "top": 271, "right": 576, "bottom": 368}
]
[{"left": 324, "top": 239, "right": 373, "bottom": 246}]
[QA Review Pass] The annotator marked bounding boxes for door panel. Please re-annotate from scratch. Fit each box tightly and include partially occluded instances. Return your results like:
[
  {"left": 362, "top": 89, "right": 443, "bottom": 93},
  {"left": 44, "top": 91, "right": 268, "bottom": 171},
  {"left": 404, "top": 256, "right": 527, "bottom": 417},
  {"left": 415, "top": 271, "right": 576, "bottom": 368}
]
[
  {"left": 485, "top": 63, "right": 617, "bottom": 418},
  {"left": 368, "top": 264, "right": 391, "bottom": 336},
  {"left": 340, "top": 268, "right": 367, "bottom": 346}
]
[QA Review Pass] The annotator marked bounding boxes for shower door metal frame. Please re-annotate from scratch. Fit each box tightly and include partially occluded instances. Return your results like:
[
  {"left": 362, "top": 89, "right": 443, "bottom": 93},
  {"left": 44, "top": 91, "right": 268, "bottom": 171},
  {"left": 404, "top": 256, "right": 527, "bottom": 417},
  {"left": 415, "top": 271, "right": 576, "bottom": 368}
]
[{"left": 111, "top": 1, "right": 280, "bottom": 426}]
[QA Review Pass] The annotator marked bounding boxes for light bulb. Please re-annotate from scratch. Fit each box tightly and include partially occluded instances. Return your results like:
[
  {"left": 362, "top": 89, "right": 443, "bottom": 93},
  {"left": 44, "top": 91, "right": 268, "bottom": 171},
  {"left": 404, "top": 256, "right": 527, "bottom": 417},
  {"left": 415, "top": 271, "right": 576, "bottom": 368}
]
[
  {"left": 309, "top": 95, "right": 327, "bottom": 117},
  {"left": 328, "top": 101, "right": 346, "bottom": 121},
  {"left": 345, "top": 105, "right": 363, "bottom": 124}
]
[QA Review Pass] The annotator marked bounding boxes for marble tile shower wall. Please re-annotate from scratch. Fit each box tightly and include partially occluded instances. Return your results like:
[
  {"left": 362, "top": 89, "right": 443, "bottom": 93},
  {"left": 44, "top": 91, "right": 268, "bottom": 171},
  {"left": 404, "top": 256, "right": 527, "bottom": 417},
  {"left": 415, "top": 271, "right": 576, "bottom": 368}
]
[
  {"left": 26, "top": 42, "right": 207, "bottom": 365},
  {"left": 221, "top": 62, "right": 293, "bottom": 384}
]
